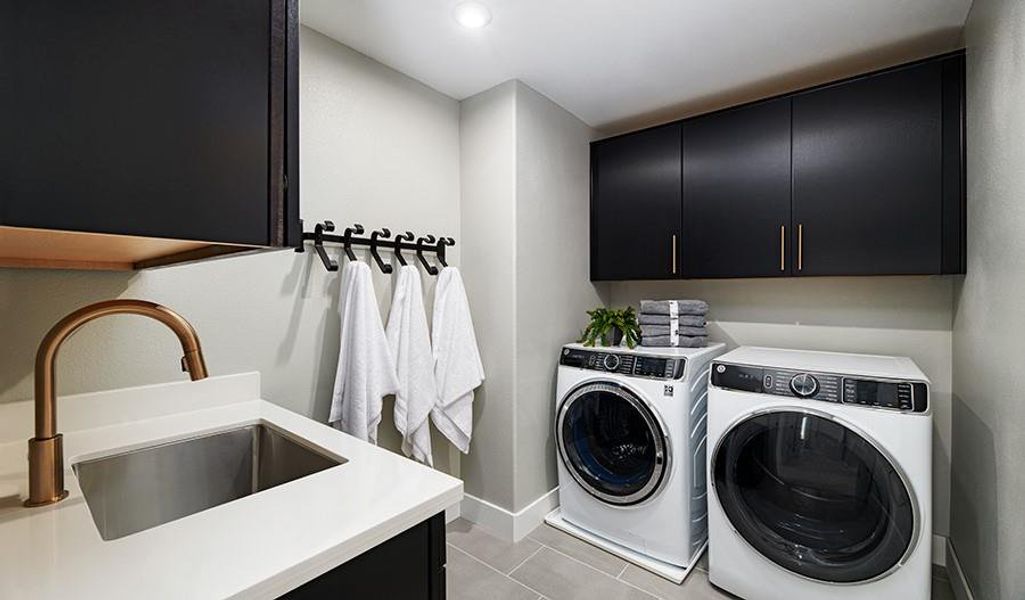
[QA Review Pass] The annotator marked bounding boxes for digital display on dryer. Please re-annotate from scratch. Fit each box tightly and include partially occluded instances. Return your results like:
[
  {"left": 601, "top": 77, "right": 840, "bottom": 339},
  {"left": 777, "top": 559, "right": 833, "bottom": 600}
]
[
  {"left": 843, "top": 379, "right": 913, "bottom": 411},
  {"left": 633, "top": 357, "right": 667, "bottom": 377}
]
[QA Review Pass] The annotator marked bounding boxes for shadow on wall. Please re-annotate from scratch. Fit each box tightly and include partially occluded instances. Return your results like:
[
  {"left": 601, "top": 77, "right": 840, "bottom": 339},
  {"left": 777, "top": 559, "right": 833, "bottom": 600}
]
[
  {"left": 599, "top": 26, "right": 963, "bottom": 136},
  {"left": 274, "top": 250, "right": 343, "bottom": 423},
  {"left": 0, "top": 269, "right": 135, "bottom": 400},
  {"left": 610, "top": 276, "right": 954, "bottom": 332},
  {"left": 949, "top": 393, "right": 999, "bottom": 598}
]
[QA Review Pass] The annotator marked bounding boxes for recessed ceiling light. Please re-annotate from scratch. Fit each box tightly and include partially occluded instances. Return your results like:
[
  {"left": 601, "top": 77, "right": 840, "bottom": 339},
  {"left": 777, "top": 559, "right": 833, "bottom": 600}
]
[{"left": 454, "top": 2, "right": 491, "bottom": 29}]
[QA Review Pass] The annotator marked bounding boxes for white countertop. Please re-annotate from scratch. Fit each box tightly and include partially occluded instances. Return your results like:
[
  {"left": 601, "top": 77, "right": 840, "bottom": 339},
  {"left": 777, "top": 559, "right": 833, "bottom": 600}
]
[{"left": 0, "top": 373, "right": 463, "bottom": 599}]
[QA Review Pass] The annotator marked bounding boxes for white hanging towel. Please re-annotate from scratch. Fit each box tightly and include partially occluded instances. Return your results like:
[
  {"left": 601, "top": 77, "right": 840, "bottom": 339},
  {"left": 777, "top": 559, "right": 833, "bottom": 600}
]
[
  {"left": 386, "top": 264, "right": 438, "bottom": 466},
  {"left": 329, "top": 260, "right": 399, "bottom": 444},
  {"left": 431, "top": 266, "right": 484, "bottom": 453}
]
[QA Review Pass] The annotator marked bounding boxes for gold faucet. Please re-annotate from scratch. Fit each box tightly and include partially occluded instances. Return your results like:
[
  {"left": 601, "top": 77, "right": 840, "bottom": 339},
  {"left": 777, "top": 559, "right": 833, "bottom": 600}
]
[{"left": 25, "top": 300, "right": 208, "bottom": 507}]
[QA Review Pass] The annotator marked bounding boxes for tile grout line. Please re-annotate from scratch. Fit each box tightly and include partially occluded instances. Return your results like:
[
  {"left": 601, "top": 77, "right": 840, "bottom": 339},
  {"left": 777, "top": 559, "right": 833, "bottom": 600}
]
[
  {"left": 535, "top": 543, "right": 661, "bottom": 599},
  {"left": 507, "top": 545, "right": 546, "bottom": 575},
  {"left": 453, "top": 524, "right": 671, "bottom": 599},
  {"left": 528, "top": 525, "right": 700, "bottom": 599},
  {"left": 448, "top": 543, "right": 549, "bottom": 600}
]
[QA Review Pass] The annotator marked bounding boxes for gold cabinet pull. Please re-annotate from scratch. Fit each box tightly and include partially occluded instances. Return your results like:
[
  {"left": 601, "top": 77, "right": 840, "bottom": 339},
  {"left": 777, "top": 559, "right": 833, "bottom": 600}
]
[
  {"left": 798, "top": 223, "right": 804, "bottom": 271},
  {"left": 780, "top": 225, "right": 786, "bottom": 271},
  {"left": 671, "top": 234, "right": 678, "bottom": 275}
]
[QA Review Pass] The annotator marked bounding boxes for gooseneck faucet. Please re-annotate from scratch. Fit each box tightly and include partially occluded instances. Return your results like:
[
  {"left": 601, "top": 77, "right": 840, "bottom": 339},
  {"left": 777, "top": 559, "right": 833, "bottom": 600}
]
[{"left": 25, "top": 300, "right": 208, "bottom": 507}]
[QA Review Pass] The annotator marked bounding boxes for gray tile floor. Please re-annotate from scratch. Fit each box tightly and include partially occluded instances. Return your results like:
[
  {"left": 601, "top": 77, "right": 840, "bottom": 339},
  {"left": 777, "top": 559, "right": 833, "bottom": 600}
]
[{"left": 446, "top": 519, "right": 957, "bottom": 600}]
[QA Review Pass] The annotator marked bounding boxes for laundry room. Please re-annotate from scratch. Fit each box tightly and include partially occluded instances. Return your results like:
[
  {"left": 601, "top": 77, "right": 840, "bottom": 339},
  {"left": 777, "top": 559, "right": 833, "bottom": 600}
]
[{"left": 0, "top": 1, "right": 1021, "bottom": 600}]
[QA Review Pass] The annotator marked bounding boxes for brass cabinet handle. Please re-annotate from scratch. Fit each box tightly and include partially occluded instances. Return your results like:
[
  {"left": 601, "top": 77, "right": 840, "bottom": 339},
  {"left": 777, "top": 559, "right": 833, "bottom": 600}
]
[
  {"left": 780, "top": 225, "right": 786, "bottom": 271},
  {"left": 671, "top": 234, "right": 678, "bottom": 275},
  {"left": 798, "top": 223, "right": 804, "bottom": 271}
]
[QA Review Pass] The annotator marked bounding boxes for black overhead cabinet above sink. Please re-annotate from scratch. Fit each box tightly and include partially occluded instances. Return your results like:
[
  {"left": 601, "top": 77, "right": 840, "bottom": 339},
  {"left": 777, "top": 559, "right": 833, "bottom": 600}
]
[
  {"left": 0, "top": 0, "right": 299, "bottom": 270},
  {"left": 589, "top": 51, "right": 966, "bottom": 281}
]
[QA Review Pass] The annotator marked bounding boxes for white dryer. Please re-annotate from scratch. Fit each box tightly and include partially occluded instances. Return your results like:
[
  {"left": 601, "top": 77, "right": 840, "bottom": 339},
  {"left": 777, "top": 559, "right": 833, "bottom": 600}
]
[
  {"left": 707, "top": 347, "right": 932, "bottom": 600},
  {"left": 547, "top": 342, "right": 726, "bottom": 582}
]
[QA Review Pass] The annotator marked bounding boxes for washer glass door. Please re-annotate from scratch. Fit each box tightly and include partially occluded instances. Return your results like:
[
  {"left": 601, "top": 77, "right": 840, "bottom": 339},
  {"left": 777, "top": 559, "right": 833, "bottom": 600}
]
[
  {"left": 713, "top": 410, "right": 916, "bottom": 583},
  {"left": 558, "top": 382, "right": 668, "bottom": 506}
]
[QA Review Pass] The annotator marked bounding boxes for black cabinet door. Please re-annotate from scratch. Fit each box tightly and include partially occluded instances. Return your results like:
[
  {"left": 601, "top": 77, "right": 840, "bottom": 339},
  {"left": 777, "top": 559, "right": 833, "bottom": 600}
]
[
  {"left": 682, "top": 98, "right": 792, "bottom": 278},
  {"left": 591, "top": 124, "right": 682, "bottom": 281},
  {"left": 281, "top": 513, "right": 446, "bottom": 599},
  {"left": 792, "top": 60, "right": 943, "bottom": 276},
  {"left": 1, "top": 0, "right": 289, "bottom": 246}
]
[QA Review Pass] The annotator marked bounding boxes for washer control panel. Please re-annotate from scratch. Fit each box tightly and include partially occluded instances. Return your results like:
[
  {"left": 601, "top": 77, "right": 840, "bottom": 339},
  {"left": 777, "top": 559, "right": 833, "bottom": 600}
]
[
  {"left": 789, "top": 373, "right": 820, "bottom": 397},
  {"left": 755, "top": 367, "right": 841, "bottom": 403},
  {"left": 843, "top": 378, "right": 917, "bottom": 411},
  {"left": 711, "top": 362, "right": 928, "bottom": 413},
  {"left": 560, "top": 347, "right": 685, "bottom": 380}
]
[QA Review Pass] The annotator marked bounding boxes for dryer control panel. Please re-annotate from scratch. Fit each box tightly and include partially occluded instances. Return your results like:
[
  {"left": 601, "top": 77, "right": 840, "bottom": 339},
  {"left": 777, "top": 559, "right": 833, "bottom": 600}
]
[
  {"left": 560, "top": 348, "right": 685, "bottom": 380},
  {"left": 710, "top": 362, "right": 928, "bottom": 413}
]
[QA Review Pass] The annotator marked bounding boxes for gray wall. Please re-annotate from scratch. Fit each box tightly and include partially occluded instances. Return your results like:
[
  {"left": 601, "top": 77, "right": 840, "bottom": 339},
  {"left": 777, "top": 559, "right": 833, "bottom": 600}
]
[
  {"left": 459, "top": 81, "right": 606, "bottom": 512},
  {"left": 0, "top": 27, "right": 463, "bottom": 474},
  {"left": 951, "top": 1, "right": 1025, "bottom": 598},
  {"left": 458, "top": 81, "right": 519, "bottom": 508},
  {"left": 609, "top": 276, "right": 955, "bottom": 538},
  {"left": 513, "top": 83, "right": 607, "bottom": 510}
]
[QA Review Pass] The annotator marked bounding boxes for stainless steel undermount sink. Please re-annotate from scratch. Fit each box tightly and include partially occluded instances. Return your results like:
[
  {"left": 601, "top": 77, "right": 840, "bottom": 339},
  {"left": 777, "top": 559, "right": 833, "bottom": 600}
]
[{"left": 73, "top": 423, "right": 345, "bottom": 540}]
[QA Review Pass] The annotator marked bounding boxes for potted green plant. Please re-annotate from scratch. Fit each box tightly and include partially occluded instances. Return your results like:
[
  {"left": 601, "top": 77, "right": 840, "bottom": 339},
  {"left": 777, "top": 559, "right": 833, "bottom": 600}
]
[{"left": 580, "top": 307, "right": 641, "bottom": 348}]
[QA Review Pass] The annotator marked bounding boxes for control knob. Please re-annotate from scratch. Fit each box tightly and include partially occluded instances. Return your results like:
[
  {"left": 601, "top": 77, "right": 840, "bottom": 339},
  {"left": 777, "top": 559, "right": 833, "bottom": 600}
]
[
  {"left": 790, "top": 373, "right": 819, "bottom": 398},
  {"left": 603, "top": 354, "right": 621, "bottom": 371}
]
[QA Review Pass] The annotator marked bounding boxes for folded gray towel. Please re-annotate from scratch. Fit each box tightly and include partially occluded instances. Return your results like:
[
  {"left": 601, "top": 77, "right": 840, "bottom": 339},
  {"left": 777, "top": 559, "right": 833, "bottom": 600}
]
[
  {"left": 639, "top": 299, "right": 709, "bottom": 316},
  {"left": 641, "top": 335, "right": 708, "bottom": 348},
  {"left": 641, "top": 324, "right": 707, "bottom": 337},
  {"left": 638, "top": 313, "right": 706, "bottom": 327}
]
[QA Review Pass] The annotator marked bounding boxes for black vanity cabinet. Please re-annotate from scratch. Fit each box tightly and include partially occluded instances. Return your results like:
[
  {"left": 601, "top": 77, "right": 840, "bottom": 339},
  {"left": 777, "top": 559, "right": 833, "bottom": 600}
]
[
  {"left": 682, "top": 97, "right": 792, "bottom": 278},
  {"left": 282, "top": 513, "right": 446, "bottom": 600},
  {"left": 588, "top": 51, "right": 965, "bottom": 281},
  {"left": 0, "top": 0, "right": 299, "bottom": 270},
  {"left": 590, "top": 124, "right": 682, "bottom": 281},
  {"left": 791, "top": 54, "right": 964, "bottom": 276}
]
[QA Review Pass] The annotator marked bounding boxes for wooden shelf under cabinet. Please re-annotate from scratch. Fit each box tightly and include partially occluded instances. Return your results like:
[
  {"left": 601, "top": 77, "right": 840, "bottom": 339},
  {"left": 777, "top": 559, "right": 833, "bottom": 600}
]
[{"left": 0, "top": 226, "right": 261, "bottom": 271}]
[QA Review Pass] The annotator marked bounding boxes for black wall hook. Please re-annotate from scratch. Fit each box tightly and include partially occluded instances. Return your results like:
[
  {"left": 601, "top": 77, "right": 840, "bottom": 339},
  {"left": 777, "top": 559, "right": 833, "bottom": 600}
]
[
  {"left": 313, "top": 221, "right": 339, "bottom": 271},
  {"left": 299, "top": 221, "right": 454, "bottom": 274},
  {"left": 342, "top": 223, "right": 364, "bottom": 261},
  {"left": 436, "top": 237, "right": 455, "bottom": 268},
  {"left": 416, "top": 235, "right": 439, "bottom": 275},
  {"left": 369, "top": 228, "right": 394, "bottom": 274},
  {"left": 394, "top": 231, "right": 415, "bottom": 266}
]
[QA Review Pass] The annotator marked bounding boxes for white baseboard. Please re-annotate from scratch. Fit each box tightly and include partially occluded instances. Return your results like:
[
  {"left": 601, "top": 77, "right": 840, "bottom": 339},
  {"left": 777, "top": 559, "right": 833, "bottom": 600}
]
[
  {"left": 932, "top": 534, "right": 947, "bottom": 567},
  {"left": 462, "top": 488, "right": 954, "bottom": 574},
  {"left": 460, "top": 487, "right": 560, "bottom": 542},
  {"left": 946, "top": 538, "right": 975, "bottom": 600}
]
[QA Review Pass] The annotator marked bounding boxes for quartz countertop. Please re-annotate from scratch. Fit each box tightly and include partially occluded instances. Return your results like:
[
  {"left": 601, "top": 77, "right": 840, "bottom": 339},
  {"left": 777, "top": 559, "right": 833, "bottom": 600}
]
[{"left": 0, "top": 373, "right": 463, "bottom": 599}]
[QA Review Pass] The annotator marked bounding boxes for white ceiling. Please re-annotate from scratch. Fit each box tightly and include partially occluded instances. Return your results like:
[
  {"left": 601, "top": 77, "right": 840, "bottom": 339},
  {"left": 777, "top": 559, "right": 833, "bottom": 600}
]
[{"left": 302, "top": 0, "right": 972, "bottom": 130}]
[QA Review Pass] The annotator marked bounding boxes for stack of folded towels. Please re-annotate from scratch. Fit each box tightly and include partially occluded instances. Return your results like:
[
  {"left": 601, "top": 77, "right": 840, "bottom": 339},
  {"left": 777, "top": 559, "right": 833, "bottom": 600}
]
[{"left": 638, "top": 299, "right": 709, "bottom": 348}]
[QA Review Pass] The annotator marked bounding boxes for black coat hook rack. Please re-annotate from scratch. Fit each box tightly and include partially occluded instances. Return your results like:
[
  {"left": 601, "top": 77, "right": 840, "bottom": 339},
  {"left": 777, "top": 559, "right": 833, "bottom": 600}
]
[{"left": 296, "top": 220, "right": 454, "bottom": 274}]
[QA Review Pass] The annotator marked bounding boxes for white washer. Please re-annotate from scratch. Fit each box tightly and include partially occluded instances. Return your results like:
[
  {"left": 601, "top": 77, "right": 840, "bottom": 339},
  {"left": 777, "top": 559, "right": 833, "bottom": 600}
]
[
  {"left": 706, "top": 347, "right": 932, "bottom": 600},
  {"left": 547, "top": 342, "right": 726, "bottom": 582}
]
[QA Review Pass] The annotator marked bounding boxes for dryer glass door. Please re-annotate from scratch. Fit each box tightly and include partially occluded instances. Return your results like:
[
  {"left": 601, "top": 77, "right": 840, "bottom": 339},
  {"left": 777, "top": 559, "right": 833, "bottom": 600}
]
[
  {"left": 557, "top": 382, "right": 668, "bottom": 506},
  {"left": 712, "top": 410, "right": 916, "bottom": 583}
]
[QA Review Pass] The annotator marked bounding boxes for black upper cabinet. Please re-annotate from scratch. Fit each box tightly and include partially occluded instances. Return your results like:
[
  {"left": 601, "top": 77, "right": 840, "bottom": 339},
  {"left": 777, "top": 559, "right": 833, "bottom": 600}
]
[
  {"left": 1, "top": 0, "right": 299, "bottom": 261},
  {"left": 589, "top": 51, "right": 965, "bottom": 281},
  {"left": 682, "top": 98, "right": 792, "bottom": 278},
  {"left": 793, "top": 59, "right": 945, "bottom": 276},
  {"left": 591, "top": 124, "right": 682, "bottom": 281}
]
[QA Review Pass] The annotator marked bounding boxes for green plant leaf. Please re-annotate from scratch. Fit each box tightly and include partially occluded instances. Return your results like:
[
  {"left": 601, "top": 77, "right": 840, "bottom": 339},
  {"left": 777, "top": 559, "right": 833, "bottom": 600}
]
[{"left": 579, "top": 305, "right": 642, "bottom": 348}]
